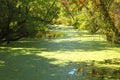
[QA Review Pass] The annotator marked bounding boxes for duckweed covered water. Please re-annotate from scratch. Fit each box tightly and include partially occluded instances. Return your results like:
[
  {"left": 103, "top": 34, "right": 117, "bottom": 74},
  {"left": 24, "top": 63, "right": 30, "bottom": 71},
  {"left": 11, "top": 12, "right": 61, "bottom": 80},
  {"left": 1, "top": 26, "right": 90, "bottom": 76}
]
[
  {"left": 68, "top": 60, "right": 120, "bottom": 80},
  {"left": 0, "top": 25, "right": 120, "bottom": 80}
]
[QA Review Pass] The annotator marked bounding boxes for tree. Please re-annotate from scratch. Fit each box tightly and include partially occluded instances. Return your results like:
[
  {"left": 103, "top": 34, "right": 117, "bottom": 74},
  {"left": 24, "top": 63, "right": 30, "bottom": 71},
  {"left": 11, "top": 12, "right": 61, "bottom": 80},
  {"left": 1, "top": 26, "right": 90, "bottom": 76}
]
[
  {"left": 63, "top": 0, "right": 120, "bottom": 44},
  {"left": 0, "top": 0, "right": 60, "bottom": 44},
  {"left": 93, "top": 0, "right": 120, "bottom": 43},
  {"left": 0, "top": 0, "right": 29, "bottom": 44}
]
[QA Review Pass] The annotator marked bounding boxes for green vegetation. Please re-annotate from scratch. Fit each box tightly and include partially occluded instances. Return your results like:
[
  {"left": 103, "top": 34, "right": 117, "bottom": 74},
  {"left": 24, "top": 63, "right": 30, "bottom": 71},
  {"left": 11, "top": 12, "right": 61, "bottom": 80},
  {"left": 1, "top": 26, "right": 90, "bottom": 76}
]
[
  {"left": 76, "top": 59, "right": 120, "bottom": 80},
  {"left": 0, "top": 28, "right": 120, "bottom": 80},
  {"left": 0, "top": 0, "right": 120, "bottom": 80},
  {"left": 57, "top": 0, "right": 120, "bottom": 44},
  {"left": 0, "top": 0, "right": 120, "bottom": 44},
  {"left": 36, "top": 31, "right": 65, "bottom": 39},
  {"left": 0, "top": 0, "right": 60, "bottom": 44}
]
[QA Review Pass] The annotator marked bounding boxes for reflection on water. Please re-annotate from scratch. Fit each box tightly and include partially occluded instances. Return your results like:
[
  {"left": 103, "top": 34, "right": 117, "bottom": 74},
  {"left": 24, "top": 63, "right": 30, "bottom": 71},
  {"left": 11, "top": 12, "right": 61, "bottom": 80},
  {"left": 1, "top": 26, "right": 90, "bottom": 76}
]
[
  {"left": 68, "top": 59, "right": 120, "bottom": 80},
  {"left": 68, "top": 68, "right": 77, "bottom": 75}
]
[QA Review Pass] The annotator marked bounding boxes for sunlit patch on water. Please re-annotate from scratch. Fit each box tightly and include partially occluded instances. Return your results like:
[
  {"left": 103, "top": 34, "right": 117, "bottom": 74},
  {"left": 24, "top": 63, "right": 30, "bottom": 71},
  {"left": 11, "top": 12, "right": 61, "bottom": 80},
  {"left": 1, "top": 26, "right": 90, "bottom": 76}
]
[{"left": 0, "top": 60, "right": 5, "bottom": 66}]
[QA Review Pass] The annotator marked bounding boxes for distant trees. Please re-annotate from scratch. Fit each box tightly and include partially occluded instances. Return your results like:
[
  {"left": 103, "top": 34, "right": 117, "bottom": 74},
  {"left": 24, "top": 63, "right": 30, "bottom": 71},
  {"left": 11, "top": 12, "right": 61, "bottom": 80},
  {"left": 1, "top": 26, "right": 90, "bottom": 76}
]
[{"left": 0, "top": 0, "right": 60, "bottom": 44}]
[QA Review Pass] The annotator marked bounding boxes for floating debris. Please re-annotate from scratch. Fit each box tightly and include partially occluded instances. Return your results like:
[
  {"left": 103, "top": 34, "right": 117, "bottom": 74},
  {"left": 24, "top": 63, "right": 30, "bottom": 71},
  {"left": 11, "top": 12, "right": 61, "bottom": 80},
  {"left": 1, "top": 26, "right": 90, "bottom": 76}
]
[{"left": 68, "top": 68, "right": 77, "bottom": 75}]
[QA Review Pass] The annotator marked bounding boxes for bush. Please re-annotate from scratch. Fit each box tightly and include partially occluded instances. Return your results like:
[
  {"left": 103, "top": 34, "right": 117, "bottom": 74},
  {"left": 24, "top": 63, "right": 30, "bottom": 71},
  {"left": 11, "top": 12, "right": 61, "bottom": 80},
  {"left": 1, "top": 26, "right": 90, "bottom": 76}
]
[{"left": 36, "top": 31, "right": 65, "bottom": 39}]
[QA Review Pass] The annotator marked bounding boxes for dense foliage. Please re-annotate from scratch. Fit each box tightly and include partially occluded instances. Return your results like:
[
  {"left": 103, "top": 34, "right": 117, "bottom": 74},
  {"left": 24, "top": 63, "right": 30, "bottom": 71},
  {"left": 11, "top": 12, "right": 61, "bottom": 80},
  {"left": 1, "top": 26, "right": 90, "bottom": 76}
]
[
  {"left": 0, "top": 0, "right": 60, "bottom": 44},
  {"left": 59, "top": 0, "right": 120, "bottom": 44},
  {"left": 0, "top": 0, "right": 120, "bottom": 44}
]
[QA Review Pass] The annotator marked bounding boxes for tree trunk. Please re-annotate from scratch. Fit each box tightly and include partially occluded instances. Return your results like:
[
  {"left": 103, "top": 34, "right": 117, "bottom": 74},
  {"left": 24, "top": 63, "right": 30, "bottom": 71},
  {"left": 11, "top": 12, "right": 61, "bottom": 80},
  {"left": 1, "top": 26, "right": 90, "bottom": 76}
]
[{"left": 99, "top": 0, "right": 120, "bottom": 44}]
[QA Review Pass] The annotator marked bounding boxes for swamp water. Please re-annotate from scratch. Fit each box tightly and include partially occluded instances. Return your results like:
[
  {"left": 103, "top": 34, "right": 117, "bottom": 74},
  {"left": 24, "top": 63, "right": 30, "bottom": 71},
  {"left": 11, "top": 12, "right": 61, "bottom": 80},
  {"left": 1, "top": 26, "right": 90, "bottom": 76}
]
[
  {"left": 68, "top": 59, "right": 120, "bottom": 80},
  {"left": 0, "top": 25, "right": 120, "bottom": 80}
]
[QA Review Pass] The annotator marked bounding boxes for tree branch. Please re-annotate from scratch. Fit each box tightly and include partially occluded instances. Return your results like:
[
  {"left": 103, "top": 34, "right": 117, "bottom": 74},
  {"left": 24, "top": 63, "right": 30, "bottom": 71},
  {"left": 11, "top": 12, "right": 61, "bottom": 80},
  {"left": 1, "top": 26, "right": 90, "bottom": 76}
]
[{"left": 44, "top": 0, "right": 58, "bottom": 22}]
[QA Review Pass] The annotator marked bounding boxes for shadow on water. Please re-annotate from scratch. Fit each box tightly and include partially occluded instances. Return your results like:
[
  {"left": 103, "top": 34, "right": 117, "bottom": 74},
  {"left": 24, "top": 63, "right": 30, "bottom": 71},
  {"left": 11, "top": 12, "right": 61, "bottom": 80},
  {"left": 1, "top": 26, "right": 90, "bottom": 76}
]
[
  {"left": 0, "top": 52, "right": 119, "bottom": 80},
  {"left": 0, "top": 41, "right": 120, "bottom": 80},
  {"left": 1, "top": 38, "right": 119, "bottom": 53},
  {"left": 45, "top": 40, "right": 110, "bottom": 52},
  {"left": 0, "top": 49, "right": 95, "bottom": 80},
  {"left": 0, "top": 51, "right": 69, "bottom": 80},
  {"left": 1, "top": 27, "right": 120, "bottom": 53}
]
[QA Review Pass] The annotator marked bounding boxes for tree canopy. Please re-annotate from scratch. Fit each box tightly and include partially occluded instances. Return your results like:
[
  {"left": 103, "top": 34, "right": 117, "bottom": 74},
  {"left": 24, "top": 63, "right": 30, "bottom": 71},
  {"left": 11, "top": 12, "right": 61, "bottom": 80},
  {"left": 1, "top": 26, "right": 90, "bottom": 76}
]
[
  {"left": 0, "top": 0, "right": 60, "bottom": 43},
  {"left": 0, "top": 0, "right": 120, "bottom": 44},
  {"left": 60, "top": 0, "right": 120, "bottom": 44}
]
